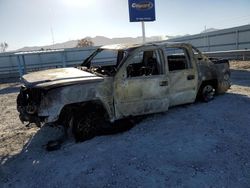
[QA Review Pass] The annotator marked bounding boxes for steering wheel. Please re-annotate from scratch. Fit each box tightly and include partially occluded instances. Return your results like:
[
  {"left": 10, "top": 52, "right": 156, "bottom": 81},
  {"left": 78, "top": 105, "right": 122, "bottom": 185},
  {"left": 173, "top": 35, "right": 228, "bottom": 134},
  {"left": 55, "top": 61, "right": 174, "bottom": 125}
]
[{"left": 139, "top": 66, "right": 153, "bottom": 76}]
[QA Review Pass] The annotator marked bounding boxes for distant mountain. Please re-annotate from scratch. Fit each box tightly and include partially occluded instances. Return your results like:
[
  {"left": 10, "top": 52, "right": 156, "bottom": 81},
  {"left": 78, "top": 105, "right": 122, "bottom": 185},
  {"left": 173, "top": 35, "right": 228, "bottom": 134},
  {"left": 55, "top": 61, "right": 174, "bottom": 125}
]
[
  {"left": 166, "top": 34, "right": 190, "bottom": 40},
  {"left": 16, "top": 27, "right": 219, "bottom": 52},
  {"left": 17, "top": 36, "right": 167, "bottom": 52},
  {"left": 16, "top": 28, "right": 222, "bottom": 51},
  {"left": 17, "top": 40, "right": 78, "bottom": 52}
]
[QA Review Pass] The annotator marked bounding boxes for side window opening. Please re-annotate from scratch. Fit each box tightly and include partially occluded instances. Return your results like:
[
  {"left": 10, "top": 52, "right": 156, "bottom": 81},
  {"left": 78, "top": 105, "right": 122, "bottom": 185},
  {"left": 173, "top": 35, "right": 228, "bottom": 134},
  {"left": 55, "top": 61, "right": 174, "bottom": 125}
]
[
  {"left": 166, "top": 47, "right": 191, "bottom": 71},
  {"left": 127, "top": 50, "right": 162, "bottom": 77}
]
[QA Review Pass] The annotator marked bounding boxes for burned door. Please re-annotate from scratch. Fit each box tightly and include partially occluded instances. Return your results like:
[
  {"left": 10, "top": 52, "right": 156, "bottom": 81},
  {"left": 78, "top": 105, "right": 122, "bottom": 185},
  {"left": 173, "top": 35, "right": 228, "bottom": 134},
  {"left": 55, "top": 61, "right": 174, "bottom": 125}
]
[
  {"left": 165, "top": 47, "right": 198, "bottom": 106},
  {"left": 114, "top": 48, "right": 170, "bottom": 119}
]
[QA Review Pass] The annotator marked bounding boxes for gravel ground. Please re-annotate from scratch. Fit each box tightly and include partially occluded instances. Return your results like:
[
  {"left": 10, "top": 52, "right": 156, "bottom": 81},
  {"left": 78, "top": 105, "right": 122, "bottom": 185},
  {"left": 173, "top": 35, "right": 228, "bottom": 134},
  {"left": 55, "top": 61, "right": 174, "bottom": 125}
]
[{"left": 0, "top": 61, "right": 250, "bottom": 187}]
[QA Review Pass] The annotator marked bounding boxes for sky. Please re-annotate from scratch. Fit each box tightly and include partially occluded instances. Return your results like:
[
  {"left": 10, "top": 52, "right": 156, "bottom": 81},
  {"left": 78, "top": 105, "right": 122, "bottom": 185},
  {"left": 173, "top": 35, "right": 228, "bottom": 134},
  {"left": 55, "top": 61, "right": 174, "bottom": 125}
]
[{"left": 0, "top": 0, "right": 250, "bottom": 50}]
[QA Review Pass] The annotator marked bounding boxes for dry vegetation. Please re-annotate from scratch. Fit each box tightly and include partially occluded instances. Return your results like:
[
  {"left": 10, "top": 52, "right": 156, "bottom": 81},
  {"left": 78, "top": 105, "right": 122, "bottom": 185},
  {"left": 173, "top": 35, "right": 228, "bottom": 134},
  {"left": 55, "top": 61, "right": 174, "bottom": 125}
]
[{"left": 230, "top": 60, "right": 250, "bottom": 70}]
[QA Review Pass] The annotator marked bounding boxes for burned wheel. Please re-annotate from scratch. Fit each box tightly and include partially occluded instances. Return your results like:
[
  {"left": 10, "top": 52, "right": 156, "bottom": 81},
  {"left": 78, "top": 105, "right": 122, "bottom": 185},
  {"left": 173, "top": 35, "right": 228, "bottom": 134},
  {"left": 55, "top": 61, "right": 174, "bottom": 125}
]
[
  {"left": 201, "top": 84, "right": 215, "bottom": 102},
  {"left": 72, "top": 111, "right": 98, "bottom": 142}
]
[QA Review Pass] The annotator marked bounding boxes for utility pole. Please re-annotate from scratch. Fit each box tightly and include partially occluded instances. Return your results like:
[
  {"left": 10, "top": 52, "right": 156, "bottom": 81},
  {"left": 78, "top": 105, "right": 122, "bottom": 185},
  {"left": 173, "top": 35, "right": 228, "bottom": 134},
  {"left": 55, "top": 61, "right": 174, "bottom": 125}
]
[{"left": 50, "top": 26, "right": 55, "bottom": 48}]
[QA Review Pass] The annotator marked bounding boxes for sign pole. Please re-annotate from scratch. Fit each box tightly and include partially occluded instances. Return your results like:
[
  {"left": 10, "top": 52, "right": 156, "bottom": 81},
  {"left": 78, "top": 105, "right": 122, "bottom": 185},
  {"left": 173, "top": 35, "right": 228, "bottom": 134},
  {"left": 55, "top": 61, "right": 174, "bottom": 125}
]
[
  {"left": 142, "top": 21, "right": 146, "bottom": 43},
  {"left": 128, "top": 0, "right": 155, "bottom": 43}
]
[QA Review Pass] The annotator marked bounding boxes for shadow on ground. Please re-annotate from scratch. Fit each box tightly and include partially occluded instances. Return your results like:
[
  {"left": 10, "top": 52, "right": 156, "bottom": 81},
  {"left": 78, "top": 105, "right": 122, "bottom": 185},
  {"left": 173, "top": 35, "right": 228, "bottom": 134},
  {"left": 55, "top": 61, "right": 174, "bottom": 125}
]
[{"left": 0, "top": 84, "right": 20, "bottom": 95}]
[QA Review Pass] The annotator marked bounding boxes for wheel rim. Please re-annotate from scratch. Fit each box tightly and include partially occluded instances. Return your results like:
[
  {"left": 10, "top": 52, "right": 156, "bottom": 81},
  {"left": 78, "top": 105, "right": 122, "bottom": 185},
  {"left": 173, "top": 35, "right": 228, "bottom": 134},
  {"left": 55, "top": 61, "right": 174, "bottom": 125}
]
[
  {"left": 76, "top": 115, "right": 92, "bottom": 135},
  {"left": 202, "top": 85, "right": 215, "bottom": 101},
  {"left": 72, "top": 109, "right": 107, "bottom": 141}
]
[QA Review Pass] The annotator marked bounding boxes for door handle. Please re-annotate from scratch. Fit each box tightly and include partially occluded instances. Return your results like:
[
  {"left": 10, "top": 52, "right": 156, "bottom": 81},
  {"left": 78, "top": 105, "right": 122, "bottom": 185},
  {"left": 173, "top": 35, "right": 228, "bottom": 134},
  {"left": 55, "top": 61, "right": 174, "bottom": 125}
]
[
  {"left": 160, "top": 80, "right": 168, "bottom": 86},
  {"left": 187, "top": 75, "right": 195, "bottom": 80}
]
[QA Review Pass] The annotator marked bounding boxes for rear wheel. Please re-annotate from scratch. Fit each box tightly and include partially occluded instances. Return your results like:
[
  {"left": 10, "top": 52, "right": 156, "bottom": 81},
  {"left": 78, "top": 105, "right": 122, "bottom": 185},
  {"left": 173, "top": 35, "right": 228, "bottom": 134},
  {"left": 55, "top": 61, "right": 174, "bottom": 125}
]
[{"left": 201, "top": 84, "right": 215, "bottom": 102}]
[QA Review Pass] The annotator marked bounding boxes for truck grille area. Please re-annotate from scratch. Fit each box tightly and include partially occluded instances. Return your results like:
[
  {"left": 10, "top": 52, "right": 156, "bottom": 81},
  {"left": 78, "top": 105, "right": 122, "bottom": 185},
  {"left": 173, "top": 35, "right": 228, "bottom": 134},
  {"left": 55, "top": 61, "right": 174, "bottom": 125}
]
[
  {"left": 17, "top": 86, "right": 44, "bottom": 126},
  {"left": 17, "top": 86, "right": 43, "bottom": 107}
]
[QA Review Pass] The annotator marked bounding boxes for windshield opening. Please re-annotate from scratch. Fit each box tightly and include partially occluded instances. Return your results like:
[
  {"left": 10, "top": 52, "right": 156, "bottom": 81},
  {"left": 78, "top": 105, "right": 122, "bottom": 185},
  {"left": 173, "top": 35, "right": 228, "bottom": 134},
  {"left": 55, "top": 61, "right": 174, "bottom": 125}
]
[{"left": 80, "top": 48, "right": 126, "bottom": 76}]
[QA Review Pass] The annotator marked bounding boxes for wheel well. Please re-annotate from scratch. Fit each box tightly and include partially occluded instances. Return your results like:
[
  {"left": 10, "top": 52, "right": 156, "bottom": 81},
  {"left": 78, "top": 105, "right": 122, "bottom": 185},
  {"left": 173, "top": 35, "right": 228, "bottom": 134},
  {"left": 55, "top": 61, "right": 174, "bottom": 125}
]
[
  {"left": 56, "top": 101, "right": 109, "bottom": 127},
  {"left": 200, "top": 79, "right": 218, "bottom": 91}
]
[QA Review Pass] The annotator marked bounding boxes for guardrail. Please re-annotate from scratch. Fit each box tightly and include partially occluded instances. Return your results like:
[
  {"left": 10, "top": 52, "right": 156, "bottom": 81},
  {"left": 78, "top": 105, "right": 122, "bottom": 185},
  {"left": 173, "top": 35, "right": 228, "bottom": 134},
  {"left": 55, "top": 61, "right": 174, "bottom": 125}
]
[
  {"left": 167, "top": 24, "right": 250, "bottom": 52},
  {"left": 204, "top": 49, "right": 250, "bottom": 60},
  {"left": 0, "top": 47, "right": 97, "bottom": 79}
]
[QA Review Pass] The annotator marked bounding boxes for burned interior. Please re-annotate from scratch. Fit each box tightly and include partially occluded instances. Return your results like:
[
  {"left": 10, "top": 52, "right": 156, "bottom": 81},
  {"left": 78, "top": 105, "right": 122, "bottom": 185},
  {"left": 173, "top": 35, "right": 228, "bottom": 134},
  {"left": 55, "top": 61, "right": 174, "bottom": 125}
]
[
  {"left": 80, "top": 48, "right": 127, "bottom": 77},
  {"left": 126, "top": 50, "right": 162, "bottom": 77}
]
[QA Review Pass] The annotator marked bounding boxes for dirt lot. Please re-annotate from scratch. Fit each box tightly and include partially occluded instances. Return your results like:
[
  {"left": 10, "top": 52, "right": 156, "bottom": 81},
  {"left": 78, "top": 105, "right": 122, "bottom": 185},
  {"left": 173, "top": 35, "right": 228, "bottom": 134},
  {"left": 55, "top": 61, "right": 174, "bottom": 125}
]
[{"left": 0, "top": 61, "right": 250, "bottom": 187}]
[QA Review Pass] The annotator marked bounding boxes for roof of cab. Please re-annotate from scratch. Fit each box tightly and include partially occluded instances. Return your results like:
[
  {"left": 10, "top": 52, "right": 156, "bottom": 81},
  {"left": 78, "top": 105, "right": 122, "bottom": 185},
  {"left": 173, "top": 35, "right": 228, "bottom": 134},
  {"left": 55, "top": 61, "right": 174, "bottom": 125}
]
[{"left": 100, "top": 41, "right": 188, "bottom": 50}]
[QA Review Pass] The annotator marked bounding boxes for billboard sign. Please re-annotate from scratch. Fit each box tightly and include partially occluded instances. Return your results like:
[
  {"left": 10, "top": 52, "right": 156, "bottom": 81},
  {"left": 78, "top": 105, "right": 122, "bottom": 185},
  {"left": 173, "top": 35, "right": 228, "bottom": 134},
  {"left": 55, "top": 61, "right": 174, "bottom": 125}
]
[{"left": 128, "top": 0, "right": 156, "bottom": 22}]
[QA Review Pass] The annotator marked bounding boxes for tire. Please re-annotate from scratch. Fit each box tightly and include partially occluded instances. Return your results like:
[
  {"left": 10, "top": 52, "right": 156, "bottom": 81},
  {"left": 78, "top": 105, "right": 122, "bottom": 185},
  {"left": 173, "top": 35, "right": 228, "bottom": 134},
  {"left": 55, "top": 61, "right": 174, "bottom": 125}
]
[
  {"left": 72, "top": 111, "right": 97, "bottom": 142},
  {"left": 201, "top": 84, "right": 215, "bottom": 102}
]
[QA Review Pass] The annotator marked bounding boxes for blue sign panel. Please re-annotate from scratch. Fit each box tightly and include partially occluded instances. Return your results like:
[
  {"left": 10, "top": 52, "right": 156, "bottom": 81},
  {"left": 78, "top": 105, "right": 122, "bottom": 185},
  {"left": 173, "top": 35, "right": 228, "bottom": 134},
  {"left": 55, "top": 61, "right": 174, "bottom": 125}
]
[{"left": 128, "top": 0, "right": 156, "bottom": 22}]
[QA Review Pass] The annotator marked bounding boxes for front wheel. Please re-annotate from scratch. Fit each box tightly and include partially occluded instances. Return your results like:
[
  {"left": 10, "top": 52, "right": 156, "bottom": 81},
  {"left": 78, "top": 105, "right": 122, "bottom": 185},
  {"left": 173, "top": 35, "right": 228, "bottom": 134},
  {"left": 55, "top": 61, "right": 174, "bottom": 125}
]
[
  {"left": 201, "top": 84, "right": 215, "bottom": 102},
  {"left": 72, "top": 111, "right": 98, "bottom": 142}
]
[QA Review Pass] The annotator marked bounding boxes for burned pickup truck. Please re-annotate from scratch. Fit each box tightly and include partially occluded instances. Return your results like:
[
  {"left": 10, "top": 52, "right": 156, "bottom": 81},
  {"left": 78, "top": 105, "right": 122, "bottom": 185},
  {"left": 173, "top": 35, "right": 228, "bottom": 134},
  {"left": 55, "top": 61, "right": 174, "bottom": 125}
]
[{"left": 17, "top": 42, "right": 230, "bottom": 141}]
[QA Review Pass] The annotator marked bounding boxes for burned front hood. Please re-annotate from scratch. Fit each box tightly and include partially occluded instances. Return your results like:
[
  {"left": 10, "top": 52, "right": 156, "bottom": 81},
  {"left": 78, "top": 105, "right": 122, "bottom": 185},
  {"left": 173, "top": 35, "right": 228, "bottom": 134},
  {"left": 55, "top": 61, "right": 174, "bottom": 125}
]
[{"left": 22, "top": 67, "right": 104, "bottom": 89}]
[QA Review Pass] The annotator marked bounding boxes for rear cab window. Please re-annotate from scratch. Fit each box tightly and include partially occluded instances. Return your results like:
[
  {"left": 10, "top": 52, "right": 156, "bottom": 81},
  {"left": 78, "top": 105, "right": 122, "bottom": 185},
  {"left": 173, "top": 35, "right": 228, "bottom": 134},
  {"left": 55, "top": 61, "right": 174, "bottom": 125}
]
[{"left": 165, "top": 47, "right": 192, "bottom": 71}]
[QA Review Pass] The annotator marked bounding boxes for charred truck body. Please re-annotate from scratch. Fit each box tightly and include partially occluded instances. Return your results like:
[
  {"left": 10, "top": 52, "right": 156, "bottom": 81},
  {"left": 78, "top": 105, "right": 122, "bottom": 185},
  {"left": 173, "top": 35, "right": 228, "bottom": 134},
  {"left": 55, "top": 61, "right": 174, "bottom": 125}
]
[{"left": 17, "top": 42, "right": 231, "bottom": 141}]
